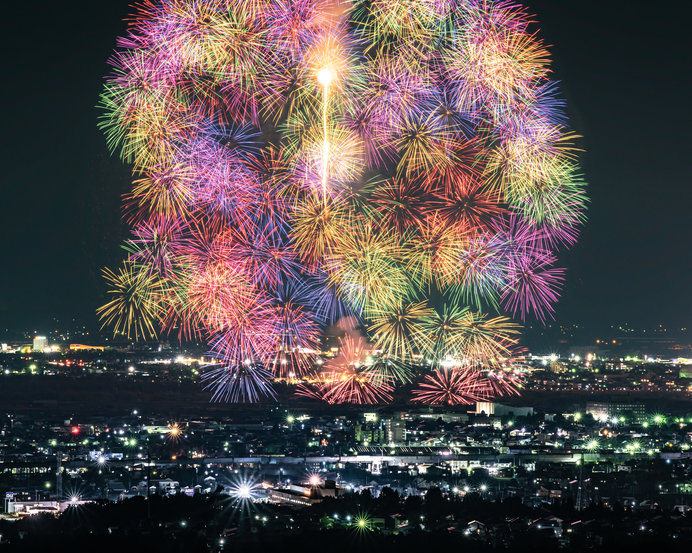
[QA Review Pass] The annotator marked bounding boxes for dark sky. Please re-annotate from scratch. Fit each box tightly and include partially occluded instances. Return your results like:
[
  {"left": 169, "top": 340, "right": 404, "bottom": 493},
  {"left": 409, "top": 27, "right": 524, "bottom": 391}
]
[{"left": 1, "top": 0, "right": 690, "bottom": 335}]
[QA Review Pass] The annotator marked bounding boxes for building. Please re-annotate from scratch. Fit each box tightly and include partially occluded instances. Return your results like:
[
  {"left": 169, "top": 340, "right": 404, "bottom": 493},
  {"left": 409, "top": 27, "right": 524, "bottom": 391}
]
[
  {"left": 69, "top": 344, "right": 105, "bottom": 352},
  {"left": 355, "top": 420, "right": 385, "bottom": 445},
  {"left": 4, "top": 494, "right": 60, "bottom": 516},
  {"left": 493, "top": 404, "right": 535, "bottom": 417},
  {"left": 32, "top": 336, "right": 48, "bottom": 352},
  {"left": 476, "top": 401, "right": 494, "bottom": 415},
  {"left": 268, "top": 480, "right": 345, "bottom": 508},
  {"left": 385, "top": 418, "right": 406, "bottom": 444},
  {"left": 586, "top": 401, "right": 646, "bottom": 423}
]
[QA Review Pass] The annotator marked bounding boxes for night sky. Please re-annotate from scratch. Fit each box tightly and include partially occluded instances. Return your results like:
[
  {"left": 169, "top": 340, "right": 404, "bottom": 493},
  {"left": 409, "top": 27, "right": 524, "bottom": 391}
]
[{"left": 2, "top": 1, "right": 690, "bottom": 336}]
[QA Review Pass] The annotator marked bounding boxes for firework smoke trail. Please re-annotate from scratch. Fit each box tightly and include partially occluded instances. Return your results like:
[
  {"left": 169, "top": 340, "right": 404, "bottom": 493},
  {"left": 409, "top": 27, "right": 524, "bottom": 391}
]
[{"left": 99, "top": 0, "right": 587, "bottom": 403}]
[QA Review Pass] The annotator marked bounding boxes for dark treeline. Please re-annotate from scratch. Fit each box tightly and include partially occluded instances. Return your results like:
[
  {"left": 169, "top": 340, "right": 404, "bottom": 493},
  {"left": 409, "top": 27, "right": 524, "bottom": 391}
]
[{"left": 1, "top": 487, "right": 692, "bottom": 552}]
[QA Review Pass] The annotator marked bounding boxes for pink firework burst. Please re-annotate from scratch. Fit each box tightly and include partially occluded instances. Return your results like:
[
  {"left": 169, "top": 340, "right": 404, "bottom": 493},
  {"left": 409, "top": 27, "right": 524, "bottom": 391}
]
[{"left": 412, "top": 367, "right": 491, "bottom": 406}]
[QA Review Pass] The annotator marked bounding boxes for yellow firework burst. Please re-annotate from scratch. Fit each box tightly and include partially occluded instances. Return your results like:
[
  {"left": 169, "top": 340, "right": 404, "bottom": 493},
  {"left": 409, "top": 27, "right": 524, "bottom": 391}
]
[
  {"left": 368, "top": 300, "right": 434, "bottom": 361},
  {"left": 326, "top": 218, "right": 410, "bottom": 316},
  {"left": 97, "top": 262, "right": 164, "bottom": 341},
  {"left": 456, "top": 311, "right": 521, "bottom": 362},
  {"left": 291, "top": 195, "right": 348, "bottom": 267}
]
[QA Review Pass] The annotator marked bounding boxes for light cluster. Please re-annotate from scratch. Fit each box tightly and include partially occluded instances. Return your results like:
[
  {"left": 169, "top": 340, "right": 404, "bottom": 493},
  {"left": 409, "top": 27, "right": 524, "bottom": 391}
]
[{"left": 98, "top": 0, "right": 587, "bottom": 403}]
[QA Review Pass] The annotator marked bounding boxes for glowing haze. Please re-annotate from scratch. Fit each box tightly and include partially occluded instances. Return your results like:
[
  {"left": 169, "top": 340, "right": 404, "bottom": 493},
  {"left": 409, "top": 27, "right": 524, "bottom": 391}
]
[{"left": 97, "top": 0, "right": 587, "bottom": 403}]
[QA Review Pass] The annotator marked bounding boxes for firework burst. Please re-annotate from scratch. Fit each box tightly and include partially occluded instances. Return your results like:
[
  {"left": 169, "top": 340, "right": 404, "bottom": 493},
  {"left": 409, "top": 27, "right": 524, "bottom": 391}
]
[
  {"left": 299, "top": 333, "right": 393, "bottom": 404},
  {"left": 99, "top": 0, "right": 586, "bottom": 402},
  {"left": 412, "top": 367, "right": 490, "bottom": 406}
]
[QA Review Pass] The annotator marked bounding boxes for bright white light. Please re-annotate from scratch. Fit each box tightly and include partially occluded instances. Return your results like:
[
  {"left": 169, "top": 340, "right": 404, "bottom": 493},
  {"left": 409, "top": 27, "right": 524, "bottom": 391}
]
[
  {"left": 317, "top": 67, "right": 335, "bottom": 87},
  {"left": 229, "top": 474, "right": 259, "bottom": 503},
  {"left": 70, "top": 495, "right": 79, "bottom": 503},
  {"left": 309, "top": 475, "right": 321, "bottom": 487}
]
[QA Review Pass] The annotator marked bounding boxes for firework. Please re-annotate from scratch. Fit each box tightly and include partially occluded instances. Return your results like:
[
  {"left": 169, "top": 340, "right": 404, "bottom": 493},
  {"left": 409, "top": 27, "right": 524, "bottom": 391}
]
[
  {"left": 299, "top": 333, "right": 393, "bottom": 404},
  {"left": 368, "top": 300, "right": 434, "bottom": 361},
  {"left": 97, "top": 262, "right": 163, "bottom": 341},
  {"left": 325, "top": 217, "right": 410, "bottom": 316},
  {"left": 268, "top": 282, "right": 321, "bottom": 379},
  {"left": 485, "top": 367, "right": 523, "bottom": 397},
  {"left": 412, "top": 367, "right": 490, "bottom": 406},
  {"left": 370, "top": 177, "right": 430, "bottom": 237},
  {"left": 99, "top": 0, "right": 586, "bottom": 402},
  {"left": 420, "top": 303, "right": 471, "bottom": 359}
]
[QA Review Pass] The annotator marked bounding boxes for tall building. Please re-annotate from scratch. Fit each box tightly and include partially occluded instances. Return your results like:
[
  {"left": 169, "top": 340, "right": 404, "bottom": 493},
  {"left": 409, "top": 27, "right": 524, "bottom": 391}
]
[
  {"left": 354, "top": 420, "right": 385, "bottom": 445},
  {"left": 385, "top": 418, "right": 406, "bottom": 444},
  {"left": 32, "top": 336, "right": 48, "bottom": 352},
  {"left": 476, "top": 401, "right": 495, "bottom": 415}
]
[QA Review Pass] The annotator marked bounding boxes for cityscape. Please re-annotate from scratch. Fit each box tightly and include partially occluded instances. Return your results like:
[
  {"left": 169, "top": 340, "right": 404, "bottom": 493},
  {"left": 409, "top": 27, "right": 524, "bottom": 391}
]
[
  {"left": 1, "top": 333, "right": 692, "bottom": 550},
  {"left": 3, "top": 0, "right": 691, "bottom": 552}
]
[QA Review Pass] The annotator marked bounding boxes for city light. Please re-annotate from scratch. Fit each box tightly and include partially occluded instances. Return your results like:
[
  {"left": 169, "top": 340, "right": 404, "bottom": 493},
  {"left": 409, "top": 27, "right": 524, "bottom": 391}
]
[
  {"left": 352, "top": 512, "right": 372, "bottom": 533},
  {"left": 229, "top": 476, "right": 259, "bottom": 502},
  {"left": 236, "top": 485, "right": 251, "bottom": 499},
  {"left": 167, "top": 423, "right": 182, "bottom": 442},
  {"left": 627, "top": 441, "right": 641, "bottom": 453}
]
